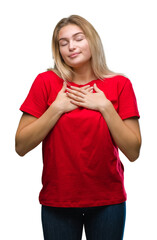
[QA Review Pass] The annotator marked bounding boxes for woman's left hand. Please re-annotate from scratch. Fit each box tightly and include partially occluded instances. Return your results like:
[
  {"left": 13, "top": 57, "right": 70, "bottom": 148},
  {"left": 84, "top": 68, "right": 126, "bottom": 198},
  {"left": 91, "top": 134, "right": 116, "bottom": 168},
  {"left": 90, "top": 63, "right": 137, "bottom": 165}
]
[
  {"left": 67, "top": 83, "right": 142, "bottom": 162},
  {"left": 66, "top": 83, "right": 110, "bottom": 112}
]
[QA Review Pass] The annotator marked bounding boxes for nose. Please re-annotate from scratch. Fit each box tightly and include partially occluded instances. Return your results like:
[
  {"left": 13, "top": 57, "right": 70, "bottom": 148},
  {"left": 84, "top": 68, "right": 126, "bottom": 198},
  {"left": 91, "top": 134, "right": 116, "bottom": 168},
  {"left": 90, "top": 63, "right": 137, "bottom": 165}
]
[{"left": 69, "top": 40, "right": 76, "bottom": 51}]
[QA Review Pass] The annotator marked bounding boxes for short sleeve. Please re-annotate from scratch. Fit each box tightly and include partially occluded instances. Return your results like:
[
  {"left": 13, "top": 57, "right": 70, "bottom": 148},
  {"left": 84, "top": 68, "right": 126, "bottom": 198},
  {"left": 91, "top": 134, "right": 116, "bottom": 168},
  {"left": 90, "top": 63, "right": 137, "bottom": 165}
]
[
  {"left": 118, "top": 78, "right": 140, "bottom": 120},
  {"left": 20, "top": 74, "right": 48, "bottom": 118}
]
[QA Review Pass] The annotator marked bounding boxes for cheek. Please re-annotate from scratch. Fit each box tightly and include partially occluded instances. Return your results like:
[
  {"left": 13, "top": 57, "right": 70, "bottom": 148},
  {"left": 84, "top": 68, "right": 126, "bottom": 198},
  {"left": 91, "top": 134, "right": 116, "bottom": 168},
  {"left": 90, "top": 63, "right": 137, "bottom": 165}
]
[
  {"left": 81, "top": 39, "right": 91, "bottom": 55},
  {"left": 83, "top": 44, "right": 92, "bottom": 58},
  {"left": 59, "top": 48, "right": 67, "bottom": 61},
  {"left": 59, "top": 48, "right": 65, "bottom": 57}
]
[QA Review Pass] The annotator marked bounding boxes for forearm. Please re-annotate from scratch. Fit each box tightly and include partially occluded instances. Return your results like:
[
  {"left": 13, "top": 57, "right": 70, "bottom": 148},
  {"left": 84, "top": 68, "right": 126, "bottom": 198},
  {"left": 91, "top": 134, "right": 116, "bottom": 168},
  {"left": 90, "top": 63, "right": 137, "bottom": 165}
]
[
  {"left": 99, "top": 101, "right": 141, "bottom": 162},
  {"left": 15, "top": 102, "right": 63, "bottom": 156}
]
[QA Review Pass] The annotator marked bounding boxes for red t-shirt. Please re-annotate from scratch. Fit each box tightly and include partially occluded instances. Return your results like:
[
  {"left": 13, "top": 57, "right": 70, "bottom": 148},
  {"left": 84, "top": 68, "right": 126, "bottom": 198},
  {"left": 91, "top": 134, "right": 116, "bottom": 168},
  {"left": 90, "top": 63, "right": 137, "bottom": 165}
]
[{"left": 20, "top": 71, "right": 140, "bottom": 208}]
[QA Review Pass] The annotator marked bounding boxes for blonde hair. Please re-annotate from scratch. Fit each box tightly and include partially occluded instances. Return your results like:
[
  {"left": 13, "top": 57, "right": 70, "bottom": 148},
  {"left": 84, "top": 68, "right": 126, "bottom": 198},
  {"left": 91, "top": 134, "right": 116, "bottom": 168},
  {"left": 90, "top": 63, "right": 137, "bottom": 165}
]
[{"left": 48, "top": 15, "right": 117, "bottom": 81}]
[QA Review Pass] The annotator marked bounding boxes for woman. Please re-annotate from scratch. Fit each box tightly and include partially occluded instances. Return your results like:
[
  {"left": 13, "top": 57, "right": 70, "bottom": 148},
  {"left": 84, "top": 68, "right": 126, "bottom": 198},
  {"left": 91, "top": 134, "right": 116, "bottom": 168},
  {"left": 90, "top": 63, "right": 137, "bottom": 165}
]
[{"left": 15, "top": 15, "right": 141, "bottom": 240}]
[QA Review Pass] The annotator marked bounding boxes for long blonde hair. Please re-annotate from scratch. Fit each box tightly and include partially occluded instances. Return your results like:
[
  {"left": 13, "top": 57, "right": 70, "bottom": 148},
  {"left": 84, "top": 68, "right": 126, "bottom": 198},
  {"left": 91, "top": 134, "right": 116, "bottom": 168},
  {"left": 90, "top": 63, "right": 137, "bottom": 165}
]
[{"left": 48, "top": 15, "right": 117, "bottom": 81}]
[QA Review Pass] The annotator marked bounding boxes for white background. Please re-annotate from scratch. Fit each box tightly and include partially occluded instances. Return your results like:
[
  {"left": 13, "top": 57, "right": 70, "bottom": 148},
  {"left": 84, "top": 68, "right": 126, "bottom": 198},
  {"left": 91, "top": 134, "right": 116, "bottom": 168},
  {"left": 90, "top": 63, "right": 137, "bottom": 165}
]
[{"left": 0, "top": 0, "right": 157, "bottom": 239}]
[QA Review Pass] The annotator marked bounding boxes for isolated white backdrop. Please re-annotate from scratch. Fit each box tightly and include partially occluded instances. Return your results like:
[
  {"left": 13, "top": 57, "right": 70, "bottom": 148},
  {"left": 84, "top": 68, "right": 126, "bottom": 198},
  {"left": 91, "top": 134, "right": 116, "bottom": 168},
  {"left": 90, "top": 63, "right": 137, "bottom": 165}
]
[{"left": 0, "top": 0, "right": 157, "bottom": 239}]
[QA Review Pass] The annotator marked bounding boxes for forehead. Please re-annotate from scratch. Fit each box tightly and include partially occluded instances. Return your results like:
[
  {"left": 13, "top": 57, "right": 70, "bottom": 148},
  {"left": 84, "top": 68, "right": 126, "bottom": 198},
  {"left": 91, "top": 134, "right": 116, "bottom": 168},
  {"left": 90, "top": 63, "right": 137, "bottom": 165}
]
[{"left": 58, "top": 24, "right": 84, "bottom": 39}]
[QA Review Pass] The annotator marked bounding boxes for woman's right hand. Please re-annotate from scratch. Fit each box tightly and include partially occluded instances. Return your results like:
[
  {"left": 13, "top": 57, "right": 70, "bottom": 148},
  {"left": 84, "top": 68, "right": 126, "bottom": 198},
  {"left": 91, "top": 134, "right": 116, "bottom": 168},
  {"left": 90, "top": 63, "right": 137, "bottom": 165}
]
[
  {"left": 53, "top": 82, "right": 93, "bottom": 113},
  {"left": 15, "top": 81, "right": 93, "bottom": 156}
]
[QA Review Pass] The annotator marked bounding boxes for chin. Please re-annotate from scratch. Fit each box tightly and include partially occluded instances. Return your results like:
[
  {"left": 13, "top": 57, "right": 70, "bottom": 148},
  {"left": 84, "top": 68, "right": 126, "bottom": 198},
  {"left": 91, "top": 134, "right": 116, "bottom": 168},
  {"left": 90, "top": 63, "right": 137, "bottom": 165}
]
[{"left": 68, "top": 60, "right": 91, "bottom": 69}]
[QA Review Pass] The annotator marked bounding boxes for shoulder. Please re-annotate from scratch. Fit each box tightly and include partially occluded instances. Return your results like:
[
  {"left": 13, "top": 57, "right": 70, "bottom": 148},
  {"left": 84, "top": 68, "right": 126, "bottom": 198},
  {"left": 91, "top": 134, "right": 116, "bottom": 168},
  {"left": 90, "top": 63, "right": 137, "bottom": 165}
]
[
  {"left": 37, "top": 70, "right": 62, "bottom": 82},
  {"left": 105, "top": 74, "right": 132, "bottom": 92},
  {"left": 34, "top": 70, "right": 63, "bottom": 88},
  {"left": 106, "top": 74, "right": 130, "bottom": 84}
]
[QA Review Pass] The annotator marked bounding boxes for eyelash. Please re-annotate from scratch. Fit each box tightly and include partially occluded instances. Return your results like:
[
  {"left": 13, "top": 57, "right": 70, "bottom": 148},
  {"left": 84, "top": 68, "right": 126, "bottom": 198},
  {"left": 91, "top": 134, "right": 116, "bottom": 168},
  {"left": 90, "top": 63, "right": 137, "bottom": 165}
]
[
  {"left": 60, "top": 38, "right": 84, "bottom": 46},
  {"left": 60, "top": 42, "right": 68, "bottom": 46}
]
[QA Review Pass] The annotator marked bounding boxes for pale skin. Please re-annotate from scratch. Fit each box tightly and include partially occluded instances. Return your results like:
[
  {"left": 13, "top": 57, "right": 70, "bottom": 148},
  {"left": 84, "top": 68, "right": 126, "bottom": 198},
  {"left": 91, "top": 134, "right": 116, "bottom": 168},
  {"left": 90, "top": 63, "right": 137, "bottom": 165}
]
[
  {"left": 15, "top": 83, "right": 93, "bottom": 156},
  {"left": 66, "top": 84, "right": 141, "bottom": 162},
  {"left": 15, "top": 24, "right": 141, "bottom": 161}
]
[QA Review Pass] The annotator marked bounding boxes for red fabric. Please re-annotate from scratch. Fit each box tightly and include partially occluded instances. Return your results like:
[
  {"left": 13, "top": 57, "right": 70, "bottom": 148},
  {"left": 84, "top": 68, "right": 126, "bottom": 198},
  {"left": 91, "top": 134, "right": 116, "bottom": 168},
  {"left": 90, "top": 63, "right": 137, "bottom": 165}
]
[{"left": 20, "top": 71, "right": 140, "bottom": 208}]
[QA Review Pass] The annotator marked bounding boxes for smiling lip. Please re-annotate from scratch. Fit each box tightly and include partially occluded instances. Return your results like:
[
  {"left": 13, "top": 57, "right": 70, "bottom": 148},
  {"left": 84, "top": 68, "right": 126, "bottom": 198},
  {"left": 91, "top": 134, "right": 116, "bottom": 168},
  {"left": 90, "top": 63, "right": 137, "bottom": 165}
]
[{"left": 69, "top": 52, "right": 80, "bottom": 58}]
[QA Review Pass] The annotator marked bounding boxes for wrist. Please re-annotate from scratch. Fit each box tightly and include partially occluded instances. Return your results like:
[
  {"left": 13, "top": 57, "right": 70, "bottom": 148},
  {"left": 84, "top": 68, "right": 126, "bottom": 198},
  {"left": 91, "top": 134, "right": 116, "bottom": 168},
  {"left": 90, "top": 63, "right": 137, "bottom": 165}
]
[
  {"left": 98, "top": 100, "right": 112, "bottom": 115},
  {"left": 50, "top": 101, "right": 64, "bottom": 116}
]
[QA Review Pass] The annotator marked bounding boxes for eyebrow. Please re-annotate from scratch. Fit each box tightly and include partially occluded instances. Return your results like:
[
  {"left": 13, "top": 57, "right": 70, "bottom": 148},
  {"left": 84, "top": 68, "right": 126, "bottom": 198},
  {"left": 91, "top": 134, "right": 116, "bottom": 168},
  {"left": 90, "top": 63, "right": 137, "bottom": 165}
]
[{"left": 58, "top": 32, "right": 84, "bottom": 41}]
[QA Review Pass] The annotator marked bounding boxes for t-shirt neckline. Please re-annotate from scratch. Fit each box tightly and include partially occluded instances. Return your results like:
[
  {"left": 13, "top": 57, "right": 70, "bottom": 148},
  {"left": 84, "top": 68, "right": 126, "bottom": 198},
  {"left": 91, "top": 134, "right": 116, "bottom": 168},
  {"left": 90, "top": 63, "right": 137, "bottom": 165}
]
[{"left": 66, "top": 79, "right": 99, "bottom": 87}]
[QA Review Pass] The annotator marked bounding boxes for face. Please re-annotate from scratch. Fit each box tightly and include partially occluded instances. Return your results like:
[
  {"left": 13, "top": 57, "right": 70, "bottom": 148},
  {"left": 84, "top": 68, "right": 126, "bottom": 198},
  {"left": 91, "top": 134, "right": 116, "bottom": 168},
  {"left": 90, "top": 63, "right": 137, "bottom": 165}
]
[{"left": 58, "top": 24, "right": 92, "bottom": 69}]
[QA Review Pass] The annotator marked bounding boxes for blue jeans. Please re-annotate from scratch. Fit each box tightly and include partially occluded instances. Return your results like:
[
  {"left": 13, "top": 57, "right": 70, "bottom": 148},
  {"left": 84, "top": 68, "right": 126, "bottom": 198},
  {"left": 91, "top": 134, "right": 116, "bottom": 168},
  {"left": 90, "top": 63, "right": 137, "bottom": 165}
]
[{"left": 41, "top": 202, "right": 126, "bottom": 240}]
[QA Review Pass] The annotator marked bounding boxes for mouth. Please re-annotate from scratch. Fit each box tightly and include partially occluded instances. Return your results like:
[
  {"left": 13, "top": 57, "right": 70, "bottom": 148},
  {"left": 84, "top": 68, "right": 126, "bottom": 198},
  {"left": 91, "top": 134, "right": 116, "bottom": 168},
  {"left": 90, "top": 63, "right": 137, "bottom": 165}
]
[{"left": 69, "top": 52, "right": 80, "bottom": 58}]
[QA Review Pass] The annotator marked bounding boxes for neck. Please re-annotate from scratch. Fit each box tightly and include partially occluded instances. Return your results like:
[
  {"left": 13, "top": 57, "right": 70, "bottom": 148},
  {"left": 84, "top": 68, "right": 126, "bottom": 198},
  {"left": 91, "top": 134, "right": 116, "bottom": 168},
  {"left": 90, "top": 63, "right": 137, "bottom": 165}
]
[{"left": 72, "top": 63, "right": 96, "bottom": 85}]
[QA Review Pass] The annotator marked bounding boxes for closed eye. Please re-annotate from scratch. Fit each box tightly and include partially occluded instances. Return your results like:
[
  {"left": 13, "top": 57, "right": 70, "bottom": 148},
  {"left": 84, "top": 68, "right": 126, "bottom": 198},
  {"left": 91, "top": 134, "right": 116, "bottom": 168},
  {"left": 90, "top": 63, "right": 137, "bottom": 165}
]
[
  {"left": 59, "top": 40, "right": 68, "bottom": 46},
  {"left": 59, "top": 33, "right": 85, "bottom": 46},
  {"left": 75, "top": 38, "right": 83, "bottom": 42},
  {"left": 75, "top": 35, "right": 85, "bottom": 41}
]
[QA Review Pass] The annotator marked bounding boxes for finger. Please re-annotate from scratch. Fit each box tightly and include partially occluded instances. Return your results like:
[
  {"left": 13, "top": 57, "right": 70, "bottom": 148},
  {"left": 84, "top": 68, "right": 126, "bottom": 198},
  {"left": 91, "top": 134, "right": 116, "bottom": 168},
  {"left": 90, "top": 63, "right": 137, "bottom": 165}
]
[
  {"left": 87, "top": 87, "right": 94, "bottom": 92},
  {"left": 60, "top": 81, "right": 67, "bottom": 92},
  {"left": 80, "top": 85, "right": 91, "bottom": 90},
  {"left": 78, "top": 86, "right": 94, "bottom": 93},
  {"left": 66, "top": 87, "right": 87, "bottom": 97},
  {"left": 70, "top": 85, "right": 92, "bottom": 90},
  {"left": 69, "top": 85, "right": 91, "bottom": 90},
  {"left": 70, "top": 86, "right": 92, "bottom": 95},
  {"left": 66, "top": 92, "right": 85, "bottom": 102},
  {"left": 70, "top": 86, "right": 85, "bottom": 92},
  {"left": 93, "top": 83, "right": 101, "bottom": 92},
  {"left": 70, "top": 99, "right": 86, "bottom": 107}
]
